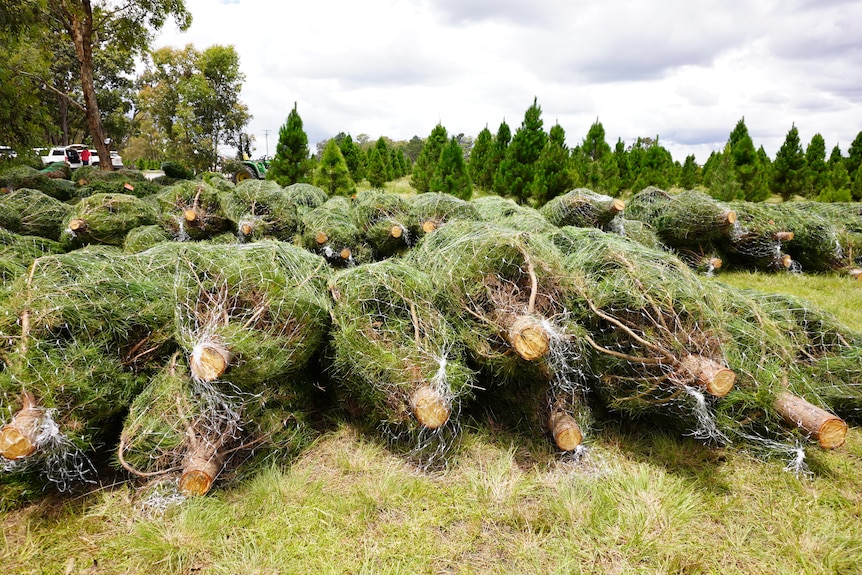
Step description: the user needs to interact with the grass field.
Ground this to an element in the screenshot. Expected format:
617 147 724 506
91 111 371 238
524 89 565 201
2 272 862 575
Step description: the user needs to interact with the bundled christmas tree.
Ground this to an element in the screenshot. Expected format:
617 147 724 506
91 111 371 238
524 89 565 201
328 259 477 465
717 201 794 272
154 180 232 241
408 220 591 451
406 191 480 240
352 189 411 259
551 227 848 457
222 179 300 242
0 247 174 488
0 188 73 241
625 188 738 252
549 227 736 435
118 353 318 496
133 241 332 390
61 193 159 249
299 196 368 266
470 195 556 233
539 188 626 231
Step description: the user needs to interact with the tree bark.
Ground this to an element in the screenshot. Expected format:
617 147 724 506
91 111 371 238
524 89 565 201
66 0 114 171
774 391 847 449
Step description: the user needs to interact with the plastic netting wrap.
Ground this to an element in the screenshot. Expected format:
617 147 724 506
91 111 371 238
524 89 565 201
470 195 557 233
707 284 848 457
61 193 159 249
299 196 369 266
760 203 846 272
154 180 232 241
352 189 411 259
0 188 73 241
0 228 63 285
123 225 173 253
406 192 481 240
712 201 793 271
0 165 76 200
118 353 317 496
284 182 328 216
328 259 476 466
0 247 174 487
548 226 848 459
222 179 300 243
549 227 737 437
625 188 738 250
539 188 626 230
132 241 332 391
407 220 592 450
741 290 862 423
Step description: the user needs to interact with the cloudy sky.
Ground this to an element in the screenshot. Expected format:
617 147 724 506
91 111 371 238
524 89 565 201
154 0 862 163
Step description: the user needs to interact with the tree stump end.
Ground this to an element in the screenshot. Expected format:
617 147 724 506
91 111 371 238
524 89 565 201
549 411 583 451
190 342 230 382
509 316 550 361
410 385 451 429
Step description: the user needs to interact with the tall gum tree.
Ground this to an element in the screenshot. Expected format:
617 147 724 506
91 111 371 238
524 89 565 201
48 0 191 170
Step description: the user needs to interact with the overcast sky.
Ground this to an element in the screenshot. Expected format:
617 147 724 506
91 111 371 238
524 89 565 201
153 0 862 163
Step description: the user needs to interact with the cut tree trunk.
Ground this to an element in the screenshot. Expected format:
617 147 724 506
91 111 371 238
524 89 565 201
189 342 231 382
178 442 224 496
507 315 550 361
410 384 451 429
548 410 583 451
774 391 847 449
676 354 736 397
0 394 42 460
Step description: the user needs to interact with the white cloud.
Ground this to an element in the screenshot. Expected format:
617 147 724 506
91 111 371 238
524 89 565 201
153 0 862 162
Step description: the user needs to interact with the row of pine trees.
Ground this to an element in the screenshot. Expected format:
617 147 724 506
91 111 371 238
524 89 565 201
262 100 862 205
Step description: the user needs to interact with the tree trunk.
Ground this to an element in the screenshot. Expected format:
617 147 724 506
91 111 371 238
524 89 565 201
0 394 42 460
774 391 847 449
410 384 451 429
67 0 114 171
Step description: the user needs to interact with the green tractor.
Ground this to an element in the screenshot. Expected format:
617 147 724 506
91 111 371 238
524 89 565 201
232 158 269 183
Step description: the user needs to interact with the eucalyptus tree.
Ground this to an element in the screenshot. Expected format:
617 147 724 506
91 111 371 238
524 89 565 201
36 1 193 169
138 44 250 172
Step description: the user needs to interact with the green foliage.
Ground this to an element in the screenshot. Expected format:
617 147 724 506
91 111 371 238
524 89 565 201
222 179 301 242
467 126 494 191
805 133 829 198
494 98 547 204
430 138 472 200
160 160 194 180
267 102 313 186
411 124 448 193
140 44 250 173
366 147 389 188
61 193 159 249
771 124 807 200
628 137 676 192
679 154 701 189
337 133 366 183
531 124 574 205
727 118 768 201
704 145 742 202
315 139 355 197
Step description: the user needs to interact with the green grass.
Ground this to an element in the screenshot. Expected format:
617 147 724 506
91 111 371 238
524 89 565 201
3 271 862 574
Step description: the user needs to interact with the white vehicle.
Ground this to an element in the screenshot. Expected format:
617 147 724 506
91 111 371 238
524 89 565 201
41 146 82 168
66 144 124 169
